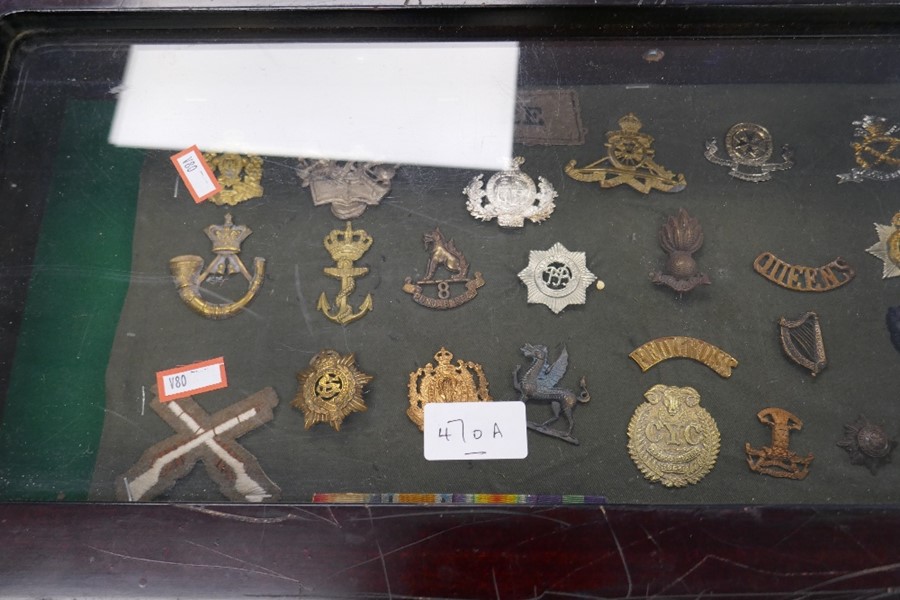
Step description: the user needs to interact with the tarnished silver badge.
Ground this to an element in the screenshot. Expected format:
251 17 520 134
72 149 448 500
838 116 900 183
297 159 397 219
866 211 900 279
464 157 557 228
518 242 597 314
704 123 793 182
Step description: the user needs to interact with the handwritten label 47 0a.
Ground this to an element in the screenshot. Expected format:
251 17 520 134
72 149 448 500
170 145 222 203
424 402 527 461
156 357 228 402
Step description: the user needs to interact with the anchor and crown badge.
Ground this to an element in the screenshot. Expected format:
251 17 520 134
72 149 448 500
317 221 374 325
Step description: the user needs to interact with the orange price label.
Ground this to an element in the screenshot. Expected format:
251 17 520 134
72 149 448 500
156 357 228 402
170 145 222 203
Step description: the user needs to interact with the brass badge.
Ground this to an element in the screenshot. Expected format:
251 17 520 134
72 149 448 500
293 350 372 431
629 337 738 378
117 387 281 502
704 123 793 182
651 208 710 293
837 415 896 475
464 157 557 227
778 311 826 376
402 228 484 309
407 347 492 431
170 213 266 319
513 344 590 445
318 221 374 325
203 153 264 206
838 116 900 183
745 407 813 480
753 252 855 292
518 242 597 314
627 384 720 488
866 212 900 279
565 113 686 194
297 159 396 220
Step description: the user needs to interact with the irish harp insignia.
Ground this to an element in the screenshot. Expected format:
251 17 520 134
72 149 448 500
778 311 826 376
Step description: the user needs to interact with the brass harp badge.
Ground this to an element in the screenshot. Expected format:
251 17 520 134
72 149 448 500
407 348 492 431
745 407 813 480
170 213 266 319
403 227 484 309
203 153 264 206
293 350 373 431
778 311 826 376
565 113 686 194
704 123 793 182
318 221 374 325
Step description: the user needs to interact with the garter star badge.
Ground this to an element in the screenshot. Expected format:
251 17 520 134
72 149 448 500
837 415 896 475
518 242 597 314
704 123 793 182
293 350 372 431
203 153 264 206
402 227 484 309
464 157 557 227
838 116 900 183
627 384 720 488
407 347 492 431
565 113 686 194
866 212 900 279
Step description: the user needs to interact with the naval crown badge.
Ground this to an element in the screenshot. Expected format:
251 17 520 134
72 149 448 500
464 156 557 227
297 159 397 219
407 347 492 431
203 153 264 206
705 123 793 182
838 115 900 183
402 227 484 309
565 113 686 194
317 221 374 325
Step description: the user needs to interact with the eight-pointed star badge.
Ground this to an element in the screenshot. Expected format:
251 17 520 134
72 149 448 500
866 211 900 279
518 242 597 314
293 350 372 431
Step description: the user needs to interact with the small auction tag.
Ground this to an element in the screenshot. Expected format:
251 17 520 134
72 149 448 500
170 145 222 203
424 402 527 461
156 357 228 402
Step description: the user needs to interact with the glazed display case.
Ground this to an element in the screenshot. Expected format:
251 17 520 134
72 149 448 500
3 2 900 597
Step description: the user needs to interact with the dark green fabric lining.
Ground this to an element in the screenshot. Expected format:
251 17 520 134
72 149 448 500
0 100 143 500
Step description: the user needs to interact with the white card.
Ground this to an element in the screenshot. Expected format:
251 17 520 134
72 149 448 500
424 402 527 461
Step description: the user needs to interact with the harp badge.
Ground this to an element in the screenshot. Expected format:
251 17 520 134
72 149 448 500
464 156 557 227
203 153 264 206
407 348 492 431
293 350 372 431
778 311 826 376
866 211 900 279
838 115 900 183
746 407 813 480
565 113 686 194
402 227 484 309
704 123 793 182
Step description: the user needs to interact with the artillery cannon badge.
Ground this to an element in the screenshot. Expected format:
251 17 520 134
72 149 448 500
464 156 557 227
838 115 900 183
407 347 492 431
402 227 484 309
293 350 373 431
627 384 720 488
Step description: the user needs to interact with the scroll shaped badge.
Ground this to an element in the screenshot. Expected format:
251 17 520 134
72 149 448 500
778 311 826 376
297 159 397 219
704 123 793 182
402 228 484 309
838 116 900 183
866 212 900 279
203 153 264 206
318 221 374 325
837 415 896 475
753 252 855 292
565 113 686 194
627 384 720 488
407 347 492 431
464 157 557 227
518 242 597 314
745 407 813 480
117 387 281 502
293 350 372 431
651 208 710 293
629 337 738 378
513 344 589 445
170 213 265 320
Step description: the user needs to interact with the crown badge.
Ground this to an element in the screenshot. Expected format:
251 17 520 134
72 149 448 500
317 221 374 325
297 159 397 219
463 157 557 227
169 213 265 319
705 123 793 182
402 227 484 310
293 350 373 431
565 113 686 194
407 347 492 430
203 153 264 206
838 115 900 183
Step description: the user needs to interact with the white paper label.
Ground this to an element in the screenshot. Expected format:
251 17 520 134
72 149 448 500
156 357 228 402
170 145 221 202
424 402 527 461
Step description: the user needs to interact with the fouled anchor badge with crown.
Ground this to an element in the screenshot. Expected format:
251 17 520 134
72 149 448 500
407 347 492 431
297 159 397 219
838 116 900 183
463 157 557 227
317 221 374 325
565 113 686 194
402 227 484 310
170 213 265 319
